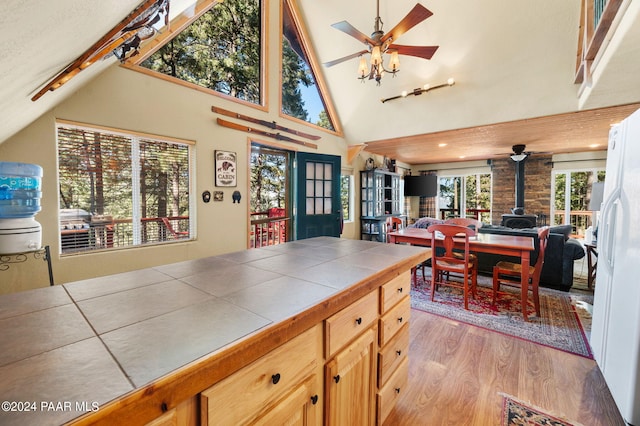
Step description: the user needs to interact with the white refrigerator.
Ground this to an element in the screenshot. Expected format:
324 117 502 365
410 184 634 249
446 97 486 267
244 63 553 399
591 106 640 425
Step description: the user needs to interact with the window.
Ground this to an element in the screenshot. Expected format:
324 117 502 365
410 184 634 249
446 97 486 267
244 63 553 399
438 173 492 222
281 0 336 130
139 0 262 105
340 173 354 222
57 123 194 254
552 169 605 237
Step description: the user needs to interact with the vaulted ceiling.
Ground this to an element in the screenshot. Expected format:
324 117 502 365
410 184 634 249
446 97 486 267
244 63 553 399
2 0 640 165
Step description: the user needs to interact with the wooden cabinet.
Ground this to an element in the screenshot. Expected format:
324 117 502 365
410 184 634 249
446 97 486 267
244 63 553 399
360 169 401 242
325 327 377 426
376 270 411 425
324 290 378 425
201 324 322 426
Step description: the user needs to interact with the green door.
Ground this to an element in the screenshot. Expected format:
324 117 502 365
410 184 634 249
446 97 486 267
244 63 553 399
295 153 341 239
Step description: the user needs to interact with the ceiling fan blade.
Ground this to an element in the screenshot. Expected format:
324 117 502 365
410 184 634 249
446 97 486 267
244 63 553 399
388 44 439 60
323 50 368 67
380 4 433 44
331 21 375 45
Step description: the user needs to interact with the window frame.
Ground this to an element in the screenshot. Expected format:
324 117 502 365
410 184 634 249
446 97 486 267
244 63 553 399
56 119 196 255
551 167 605 237
279 0 342 135
340 172 354 223
126 0 268 111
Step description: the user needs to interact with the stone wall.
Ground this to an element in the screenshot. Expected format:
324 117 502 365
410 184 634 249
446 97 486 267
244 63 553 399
490 155 552 225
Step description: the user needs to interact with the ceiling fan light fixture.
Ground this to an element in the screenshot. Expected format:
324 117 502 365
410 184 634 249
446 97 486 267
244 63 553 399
371 46 383 66
388 51 400 72
326 1 437 86
510 153 528 162
358 56 368 78
510 144 528 161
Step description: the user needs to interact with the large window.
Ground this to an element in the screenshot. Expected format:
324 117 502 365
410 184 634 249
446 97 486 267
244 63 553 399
57 123 194 254
281 0 335 130
438 173 492 222
552 169 605 237
340 173 353 222
140 0 262 104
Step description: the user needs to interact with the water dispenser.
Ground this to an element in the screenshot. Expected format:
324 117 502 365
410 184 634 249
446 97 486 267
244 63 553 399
0 161 43 253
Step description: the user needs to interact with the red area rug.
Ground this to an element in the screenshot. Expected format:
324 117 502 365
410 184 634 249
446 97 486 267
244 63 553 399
411 270 593 358
502 394 581 426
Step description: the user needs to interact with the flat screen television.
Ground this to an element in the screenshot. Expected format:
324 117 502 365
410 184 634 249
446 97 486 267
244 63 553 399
404 175 437 197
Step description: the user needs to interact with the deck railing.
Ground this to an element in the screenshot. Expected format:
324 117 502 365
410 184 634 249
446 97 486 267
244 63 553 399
61 216 190 253
250 211 289 248
553 210 595 238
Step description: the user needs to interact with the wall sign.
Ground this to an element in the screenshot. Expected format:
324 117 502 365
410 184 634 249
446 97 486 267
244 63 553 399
215 150 237 187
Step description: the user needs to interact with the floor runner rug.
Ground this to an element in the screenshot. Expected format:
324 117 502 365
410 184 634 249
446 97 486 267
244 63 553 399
502 394 581 426
411 271 593 358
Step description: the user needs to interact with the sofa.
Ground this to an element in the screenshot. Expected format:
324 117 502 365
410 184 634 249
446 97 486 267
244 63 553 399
408 218 586 291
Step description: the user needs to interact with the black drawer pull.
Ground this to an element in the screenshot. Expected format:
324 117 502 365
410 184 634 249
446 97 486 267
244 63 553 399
396 350 402 356
334 375 340 383
395 387 401 394
355 317 362 325
397 316 403 323
397 287 403 293
311 395 319 405
271 373 281 385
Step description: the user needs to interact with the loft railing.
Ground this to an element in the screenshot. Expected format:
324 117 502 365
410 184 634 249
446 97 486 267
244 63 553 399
575 0 624 86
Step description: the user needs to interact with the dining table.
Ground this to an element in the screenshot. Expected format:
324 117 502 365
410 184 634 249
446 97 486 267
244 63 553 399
388 227 537 320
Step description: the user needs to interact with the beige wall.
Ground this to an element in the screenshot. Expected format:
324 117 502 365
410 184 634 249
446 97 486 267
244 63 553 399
0 56 357 288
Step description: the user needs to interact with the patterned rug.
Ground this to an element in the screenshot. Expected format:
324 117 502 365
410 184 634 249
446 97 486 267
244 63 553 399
502 394 580 426
411 269 593 358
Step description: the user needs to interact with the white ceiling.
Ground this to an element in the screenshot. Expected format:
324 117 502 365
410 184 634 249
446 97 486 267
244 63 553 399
1 0 640 164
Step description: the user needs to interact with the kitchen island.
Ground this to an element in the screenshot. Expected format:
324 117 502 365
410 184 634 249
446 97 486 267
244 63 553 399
0 237 429 425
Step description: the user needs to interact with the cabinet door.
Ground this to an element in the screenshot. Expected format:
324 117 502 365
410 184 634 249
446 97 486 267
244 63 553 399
325 327 376 426
253 375 321 426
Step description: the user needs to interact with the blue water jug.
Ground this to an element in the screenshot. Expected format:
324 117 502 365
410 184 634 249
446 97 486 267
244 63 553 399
0 161 43 218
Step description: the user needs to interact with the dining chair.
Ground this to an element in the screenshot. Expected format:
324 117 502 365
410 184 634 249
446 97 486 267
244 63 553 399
161 217 189 239
426 224 477 310
386 216 404 243
492 226 550 320
444 217 483 272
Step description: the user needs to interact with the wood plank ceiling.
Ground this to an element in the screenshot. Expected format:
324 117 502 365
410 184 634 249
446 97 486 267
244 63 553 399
362 103 640 165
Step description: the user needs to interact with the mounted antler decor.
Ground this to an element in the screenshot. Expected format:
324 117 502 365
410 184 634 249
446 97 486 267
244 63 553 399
31 0 169 101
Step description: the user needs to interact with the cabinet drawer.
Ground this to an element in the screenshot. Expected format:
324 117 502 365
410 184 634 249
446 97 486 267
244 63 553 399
377 357 409 426
378 322 409 386
380 271 411 314
379 295 410 347
325 290 378 358
201 324 322 426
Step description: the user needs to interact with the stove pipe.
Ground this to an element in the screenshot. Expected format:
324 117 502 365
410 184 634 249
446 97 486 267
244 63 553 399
514 158 525 211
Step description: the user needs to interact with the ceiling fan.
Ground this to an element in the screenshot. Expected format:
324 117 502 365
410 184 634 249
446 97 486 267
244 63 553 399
509 144 553 161
324 1 439 84
510 144 529 162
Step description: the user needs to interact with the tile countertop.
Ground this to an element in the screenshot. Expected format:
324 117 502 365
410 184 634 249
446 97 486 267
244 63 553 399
0 237 429 426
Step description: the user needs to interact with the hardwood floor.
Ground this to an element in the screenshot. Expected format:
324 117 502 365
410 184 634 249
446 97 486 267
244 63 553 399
383 308 625 426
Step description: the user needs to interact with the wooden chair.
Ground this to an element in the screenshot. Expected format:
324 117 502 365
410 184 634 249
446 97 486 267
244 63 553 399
444 217 482 272
492 226 550 321
386 216 404 242
427 224 478 310
161 217 189 239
